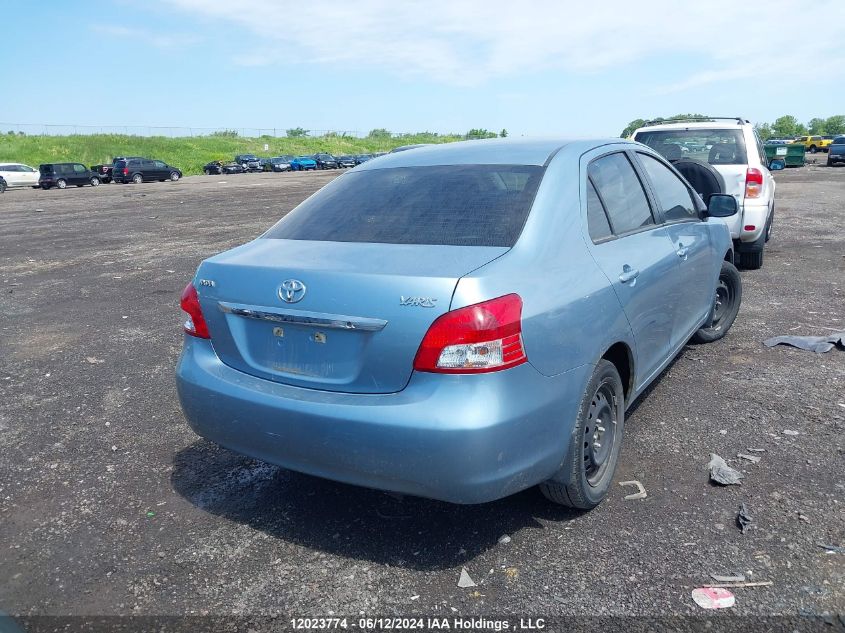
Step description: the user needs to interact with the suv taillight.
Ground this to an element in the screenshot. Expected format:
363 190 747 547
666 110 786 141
180 283 210 339
745 167 763 198
413 294 527 373
122 168 129 176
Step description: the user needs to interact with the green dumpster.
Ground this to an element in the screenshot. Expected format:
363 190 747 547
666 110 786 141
765 143 805 167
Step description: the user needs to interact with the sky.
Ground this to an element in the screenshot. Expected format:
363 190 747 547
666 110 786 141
2 0 843 137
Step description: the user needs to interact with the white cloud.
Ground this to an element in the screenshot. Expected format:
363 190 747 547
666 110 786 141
165 0 845 89
91 24 202 50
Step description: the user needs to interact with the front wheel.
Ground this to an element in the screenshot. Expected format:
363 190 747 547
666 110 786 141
691 261 742 344
170 172 180 181
809 145 817 154
90 177 100 186
539 359 625 509
56 179 67 189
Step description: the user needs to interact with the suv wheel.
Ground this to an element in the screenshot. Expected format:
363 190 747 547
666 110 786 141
809 145 817 153
131 173 143 184
739 249 763 269
539 359 625 509
691 261 742 343
56 179 67 189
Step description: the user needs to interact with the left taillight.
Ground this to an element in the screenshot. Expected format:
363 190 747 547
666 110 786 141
180 283 210 339
413 294 527 374
745 167 763 198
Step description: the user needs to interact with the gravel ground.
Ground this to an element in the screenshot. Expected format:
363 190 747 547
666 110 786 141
0 165 843 623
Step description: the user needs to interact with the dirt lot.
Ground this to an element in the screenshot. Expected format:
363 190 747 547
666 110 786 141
0 164 843 623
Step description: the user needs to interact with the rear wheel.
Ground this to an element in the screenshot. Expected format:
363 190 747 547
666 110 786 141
41 183 51 190
691 261 742 344
90 177 100 186
56 179 67 189
131 173 143 184
0 181 5 194
809 145 817 153
539 359 625 509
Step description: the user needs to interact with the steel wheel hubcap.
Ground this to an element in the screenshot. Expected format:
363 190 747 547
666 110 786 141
583 381 617 486
711 279 731 328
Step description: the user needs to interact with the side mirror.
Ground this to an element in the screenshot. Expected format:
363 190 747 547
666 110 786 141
706 194 739 218
769 159 785 170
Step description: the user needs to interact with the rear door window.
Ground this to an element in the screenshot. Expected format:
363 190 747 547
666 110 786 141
263 164 545 247
586 179 612 242
73 164 86 173
588 153 654 235
637 153 699 222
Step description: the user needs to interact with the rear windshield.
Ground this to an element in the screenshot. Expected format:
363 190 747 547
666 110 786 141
634 128 748 165
113 160 126 168
833 137 845 145
263 164 545 247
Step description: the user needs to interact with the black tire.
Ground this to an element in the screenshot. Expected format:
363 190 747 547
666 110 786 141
56 179 67 189
738 249 763 269
41 183 51 190
0 182 5 194
539 359 625 509
691 261 742 344
131 173 143 184
204 169 210 175
809 145 817 154
828 158 834 167
170 172 180 181
90 177 100 187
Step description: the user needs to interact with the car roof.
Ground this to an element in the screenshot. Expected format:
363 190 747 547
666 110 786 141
633 120 750 133
356 138 628 169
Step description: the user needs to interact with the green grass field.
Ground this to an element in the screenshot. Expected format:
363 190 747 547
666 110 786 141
0 132 465 176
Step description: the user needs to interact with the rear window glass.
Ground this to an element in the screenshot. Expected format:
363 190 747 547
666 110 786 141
833 137 845 145
263 165 545 247
634 128 748 165
114 160 126 168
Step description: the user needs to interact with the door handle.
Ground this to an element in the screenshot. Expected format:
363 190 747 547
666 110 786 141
618 265 640 284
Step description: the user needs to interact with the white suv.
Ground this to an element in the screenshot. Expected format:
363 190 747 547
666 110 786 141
632 118 775 269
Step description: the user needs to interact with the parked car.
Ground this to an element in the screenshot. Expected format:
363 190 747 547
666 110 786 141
176 138 741 510
0 175 6 194
313 153 339 169
289 156 317 171
112 158 182 184
827 136 845 166
204 161 244 175
234 154 262 171
89 156 144 183
791 135 831 153
765 139 790 145
354 154 374 165
0 163 40 188
336 155 357 168
263 156 294 172
39 163 101 189
633 117 775 269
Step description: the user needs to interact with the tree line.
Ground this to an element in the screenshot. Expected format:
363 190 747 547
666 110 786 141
620 114 845 140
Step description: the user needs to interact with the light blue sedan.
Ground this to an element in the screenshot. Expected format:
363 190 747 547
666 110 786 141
176 138 741 509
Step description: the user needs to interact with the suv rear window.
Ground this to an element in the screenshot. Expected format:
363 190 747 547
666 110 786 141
634 128 748 165
113 160 126 168
833 137 845 145
263 165 545 247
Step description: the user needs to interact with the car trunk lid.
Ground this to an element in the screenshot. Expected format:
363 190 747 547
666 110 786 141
195 239 508 393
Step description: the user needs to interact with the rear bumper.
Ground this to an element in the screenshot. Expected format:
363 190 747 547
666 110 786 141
829 152 845 162
738 200 770 245
176 337 590 504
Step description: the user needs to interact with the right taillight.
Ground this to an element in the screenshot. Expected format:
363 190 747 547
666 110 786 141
180 283 210 339
122 168 129 176
413 294 527 374
745 167 763 198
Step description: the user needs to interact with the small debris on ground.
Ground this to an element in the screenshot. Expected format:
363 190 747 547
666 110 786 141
737 502 753 534
708 453 744 485
818 544 845 554
692 587 735 609
746 448 766 453
763 331 845 353
710 573 746 583
410 595 419 601
457 568 477 588
783 429 800 436
619 480 647 500
504 567 519 580
737 453 761 464
706 581 773 589
497 534 511 544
